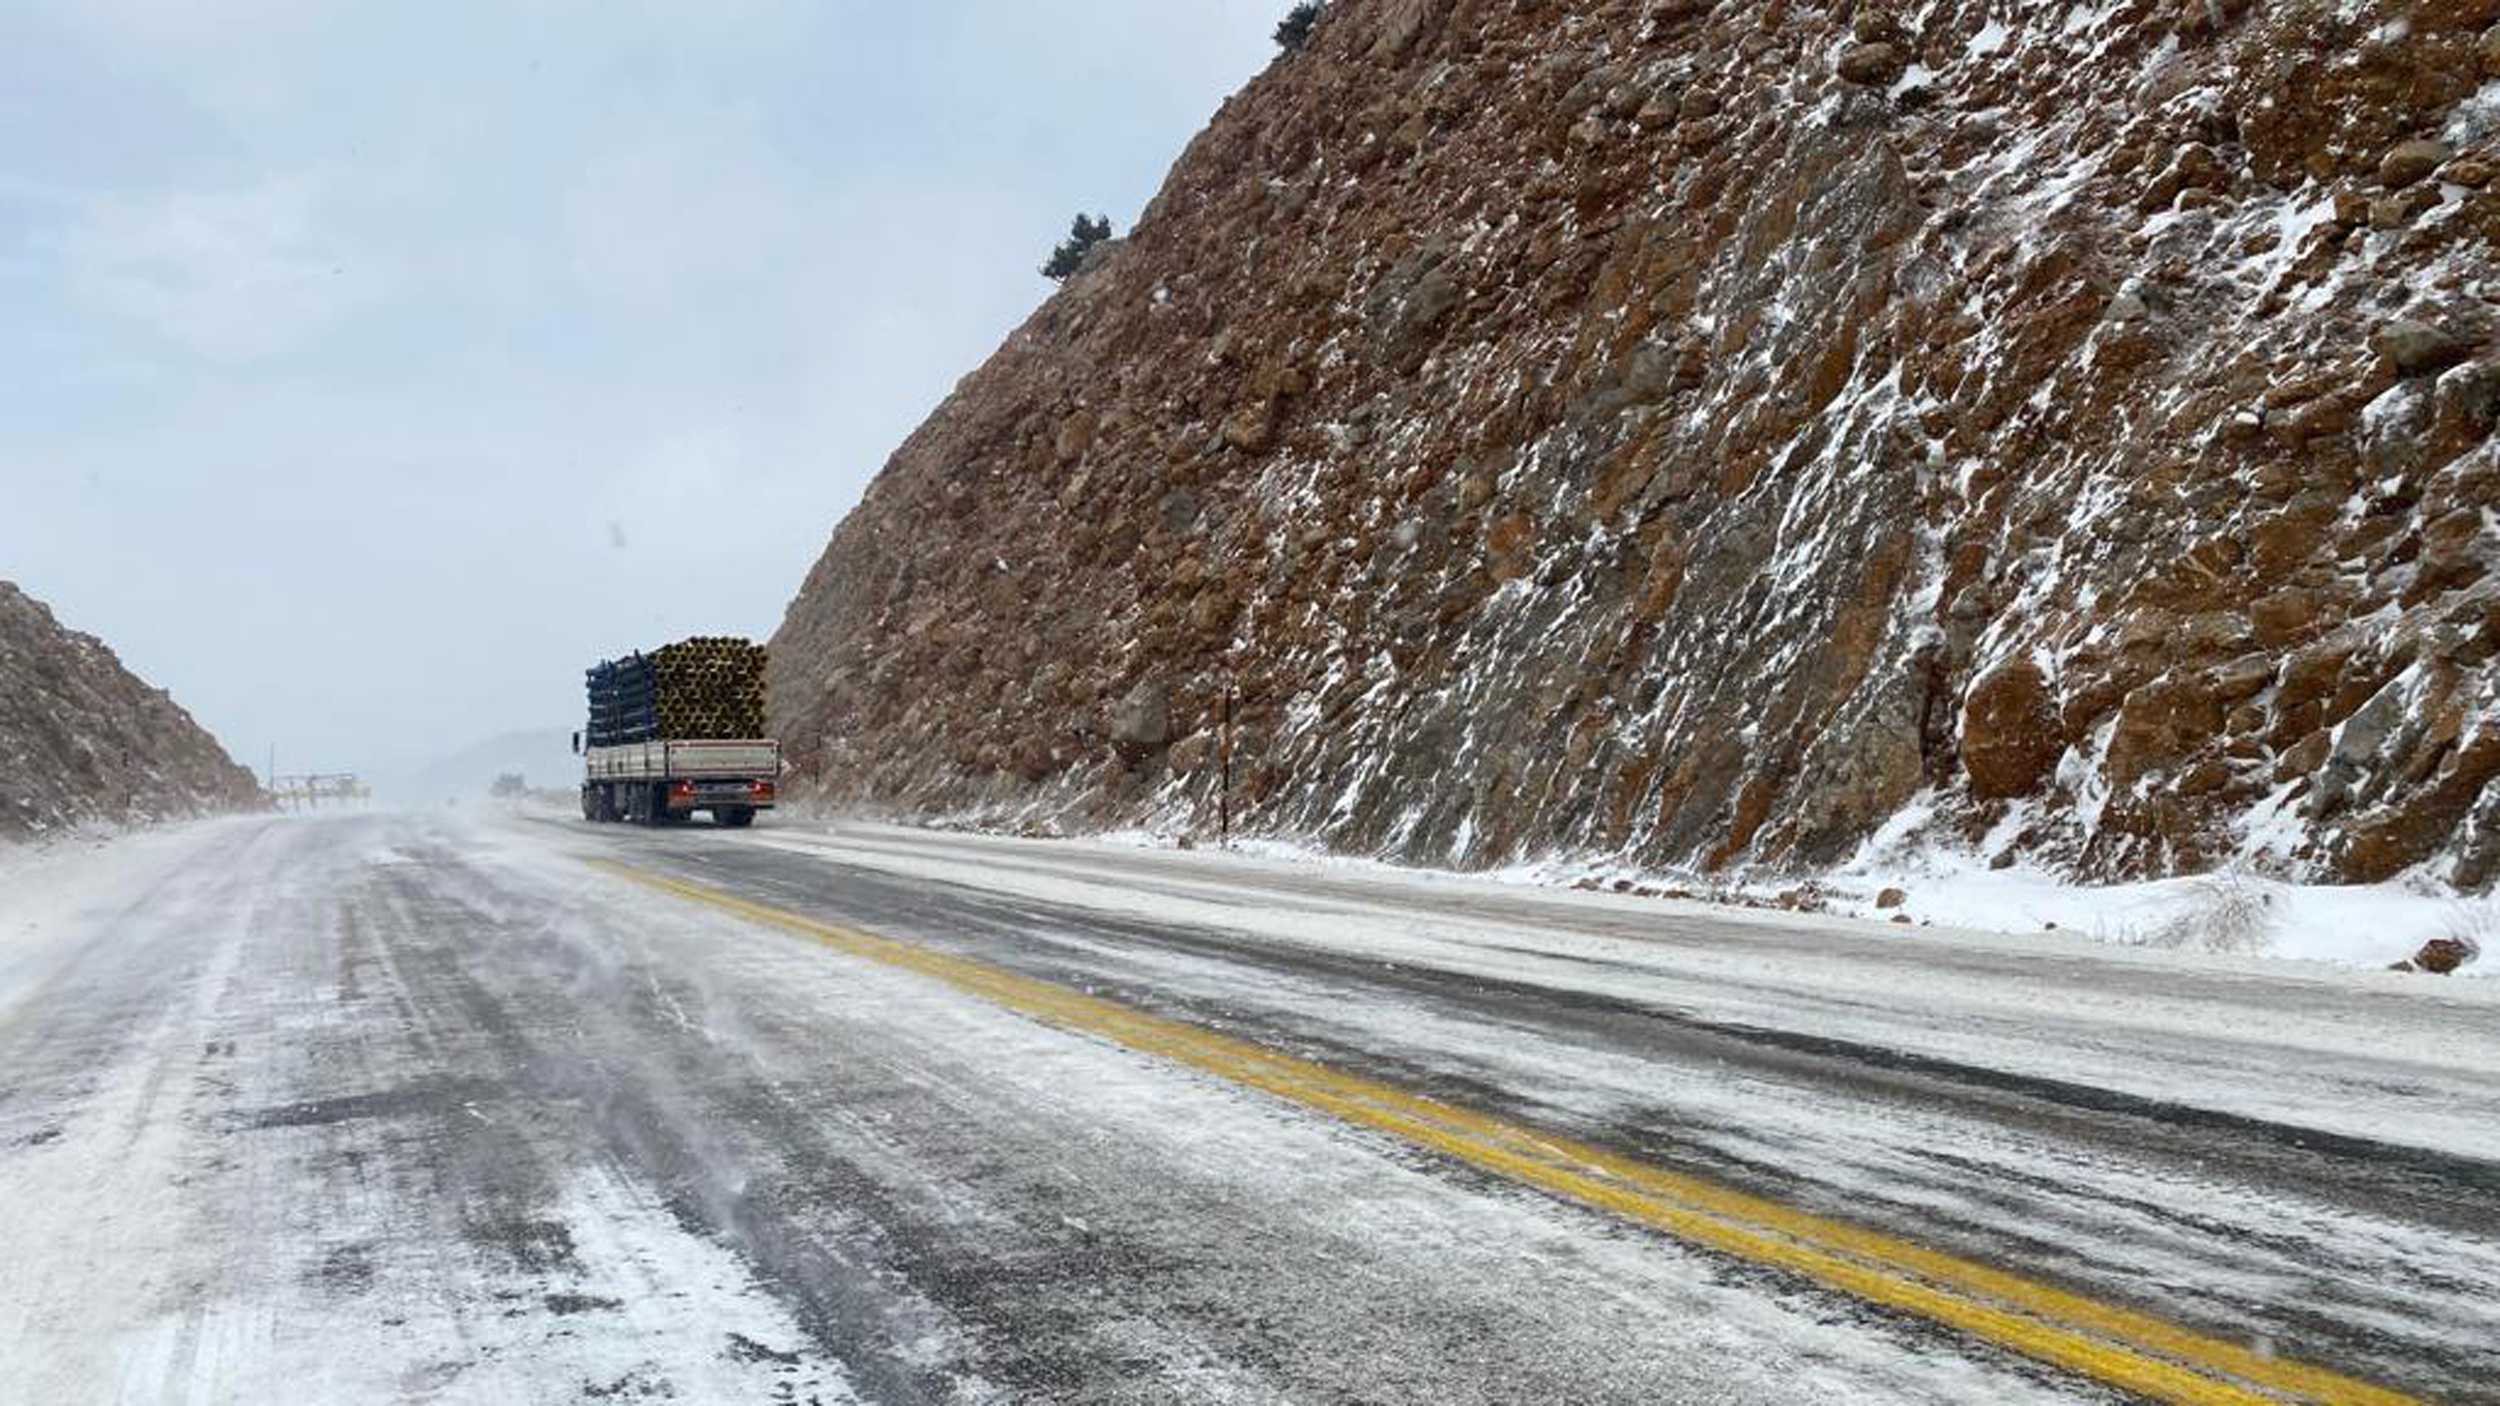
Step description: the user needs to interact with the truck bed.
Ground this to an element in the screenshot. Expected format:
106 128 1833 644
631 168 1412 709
585 739 780 782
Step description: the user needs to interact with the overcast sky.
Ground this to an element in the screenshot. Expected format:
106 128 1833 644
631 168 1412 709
0 1 1277 787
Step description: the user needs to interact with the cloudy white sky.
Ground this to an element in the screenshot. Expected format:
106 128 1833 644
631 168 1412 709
1 1 1278 788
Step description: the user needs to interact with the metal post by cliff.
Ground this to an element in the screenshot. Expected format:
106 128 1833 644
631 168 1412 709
1219 685 1234 851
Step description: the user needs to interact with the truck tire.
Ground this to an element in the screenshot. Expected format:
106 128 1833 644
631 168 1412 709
715 806 754 828
644 782 672 827
581 787 597 821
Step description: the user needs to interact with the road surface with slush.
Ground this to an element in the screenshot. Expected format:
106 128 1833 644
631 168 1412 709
2 810 2495 1404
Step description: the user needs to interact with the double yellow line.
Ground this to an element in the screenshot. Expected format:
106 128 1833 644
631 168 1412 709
590 858 2415 1405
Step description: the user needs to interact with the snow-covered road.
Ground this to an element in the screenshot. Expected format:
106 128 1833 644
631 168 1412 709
2 812 2493 1403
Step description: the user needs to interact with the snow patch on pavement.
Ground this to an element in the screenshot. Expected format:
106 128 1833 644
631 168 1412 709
0 816 855 1406
0 817 265 1023
737 819 2500 1161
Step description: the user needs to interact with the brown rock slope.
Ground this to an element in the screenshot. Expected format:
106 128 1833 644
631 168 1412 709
774 0 2500 887
0 582 262 839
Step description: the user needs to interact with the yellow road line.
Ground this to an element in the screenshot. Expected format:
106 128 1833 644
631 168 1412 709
588 856 2416 1406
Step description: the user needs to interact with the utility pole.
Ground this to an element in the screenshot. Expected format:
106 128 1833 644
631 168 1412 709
1218 685 1235 851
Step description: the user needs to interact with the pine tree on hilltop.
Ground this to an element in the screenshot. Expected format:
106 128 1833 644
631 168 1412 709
1041 213 1115 282
1275 2 1324 52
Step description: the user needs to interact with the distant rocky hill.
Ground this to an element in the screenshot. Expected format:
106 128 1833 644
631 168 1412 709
0 581 261 839
772 0 2500 888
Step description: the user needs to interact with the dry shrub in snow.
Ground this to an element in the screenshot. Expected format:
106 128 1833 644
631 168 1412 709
2130 871 2274 956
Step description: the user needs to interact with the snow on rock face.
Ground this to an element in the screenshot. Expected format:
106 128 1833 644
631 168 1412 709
771 0 2500 889
0 581 262 838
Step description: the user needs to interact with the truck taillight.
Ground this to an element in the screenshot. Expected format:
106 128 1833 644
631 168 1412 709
748 780 775 798
670 780 694 796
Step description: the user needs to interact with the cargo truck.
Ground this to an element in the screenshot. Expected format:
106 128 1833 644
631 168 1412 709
575 638 778 827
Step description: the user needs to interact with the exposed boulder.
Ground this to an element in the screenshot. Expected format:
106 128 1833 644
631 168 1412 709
1962 660 2064 801
2379 138 2454 190
2375 319 2474 378
2412 936 2478 974
1110 682 1173 755
1168 732 1214 775
1221 402 1278 454
1835 42 1903 87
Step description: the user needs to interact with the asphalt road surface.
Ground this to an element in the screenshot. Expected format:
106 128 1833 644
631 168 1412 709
3 811 2496 1404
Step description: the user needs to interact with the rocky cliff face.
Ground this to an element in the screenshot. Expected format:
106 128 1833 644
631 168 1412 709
0 582 262 839
773 0 2500 888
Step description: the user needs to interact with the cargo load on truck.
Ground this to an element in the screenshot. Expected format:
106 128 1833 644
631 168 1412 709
583 636 767 744
576 636 779 827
